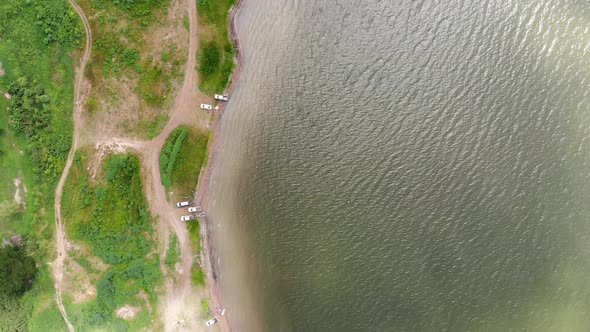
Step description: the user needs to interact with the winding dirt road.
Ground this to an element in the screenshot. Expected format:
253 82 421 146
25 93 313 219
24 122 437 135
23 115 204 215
52 0 92 331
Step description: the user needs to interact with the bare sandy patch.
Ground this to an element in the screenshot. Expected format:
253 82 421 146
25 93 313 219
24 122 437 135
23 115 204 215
116 305 142 320
0 62 4 76
62 256 97 303
4 92 11 100
13 177 25 205
87 139 145 179
145 0 189 63
161 286 206 331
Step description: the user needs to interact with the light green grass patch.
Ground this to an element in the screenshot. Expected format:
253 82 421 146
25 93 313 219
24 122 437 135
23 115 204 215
160 126 209 197
165 233 180 268
196 0 237 93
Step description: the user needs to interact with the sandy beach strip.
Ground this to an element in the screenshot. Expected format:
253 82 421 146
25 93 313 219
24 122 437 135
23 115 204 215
195 0 245 330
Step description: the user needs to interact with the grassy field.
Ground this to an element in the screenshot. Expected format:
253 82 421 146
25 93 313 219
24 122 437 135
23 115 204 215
82 0 186 139
186 218 206 286
197 0 237 93
0 0 83 328
61 152 162 330
160 126 209 197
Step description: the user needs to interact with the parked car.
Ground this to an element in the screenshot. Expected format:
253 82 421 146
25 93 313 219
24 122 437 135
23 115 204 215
200 103 212 110
188 206 202 213
180 215 195 222
205 317 218 327
176 201 190 208
214 94 229 101
198 212 206 218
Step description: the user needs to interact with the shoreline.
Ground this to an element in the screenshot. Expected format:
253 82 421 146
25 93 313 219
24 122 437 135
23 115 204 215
196 0 245 330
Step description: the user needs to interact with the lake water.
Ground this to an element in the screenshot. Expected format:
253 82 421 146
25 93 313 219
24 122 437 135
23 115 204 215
206 0 590 330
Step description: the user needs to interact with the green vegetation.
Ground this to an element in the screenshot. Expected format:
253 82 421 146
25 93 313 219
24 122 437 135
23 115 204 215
7 78 73 180
0 0 83 328
93 30 141 76
160 126 209 196
0 241 37 331
200 299 209 316
187 218 201 251
165 233 179 268
34 1 84 47
192 265 206 287
92 0 168 22
187 220 206 286
196 0 237 93
0 0 78 241
160 127 189 189
0 243 36 297
62 152 162 329
139 113 169 139
85 0 186 138
171 128 209 196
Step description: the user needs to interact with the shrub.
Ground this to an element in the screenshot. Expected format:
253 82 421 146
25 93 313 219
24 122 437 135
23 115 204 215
0 244 36 297
165 234 179 267
35 1 84 47
198 41 220 78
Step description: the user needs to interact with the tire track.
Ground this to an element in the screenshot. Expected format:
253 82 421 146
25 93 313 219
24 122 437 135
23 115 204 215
52 0 92 330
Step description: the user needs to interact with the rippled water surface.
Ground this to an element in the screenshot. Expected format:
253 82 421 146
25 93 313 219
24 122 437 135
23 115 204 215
206 0 590 330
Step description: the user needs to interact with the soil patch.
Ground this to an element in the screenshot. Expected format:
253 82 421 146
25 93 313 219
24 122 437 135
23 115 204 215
116 305 142 320
13 177 25 205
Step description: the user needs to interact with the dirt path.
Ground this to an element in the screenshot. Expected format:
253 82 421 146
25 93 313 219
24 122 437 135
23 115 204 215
52 0 92 330
140 0 217 329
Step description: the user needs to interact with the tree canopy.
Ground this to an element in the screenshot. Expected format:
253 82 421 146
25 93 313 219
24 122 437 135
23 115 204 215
0 244 36 297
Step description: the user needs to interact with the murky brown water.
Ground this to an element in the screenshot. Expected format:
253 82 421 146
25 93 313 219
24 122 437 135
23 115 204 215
207 0 590 330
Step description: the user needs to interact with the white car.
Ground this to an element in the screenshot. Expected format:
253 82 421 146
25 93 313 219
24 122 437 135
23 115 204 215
214 94 229 101
176 201 190 208
188 206 202 213
200 103 212 110
205 317 218 327
180 215 195 222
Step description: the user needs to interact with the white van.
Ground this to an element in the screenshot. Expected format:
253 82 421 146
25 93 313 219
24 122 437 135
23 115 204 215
176 201 190 208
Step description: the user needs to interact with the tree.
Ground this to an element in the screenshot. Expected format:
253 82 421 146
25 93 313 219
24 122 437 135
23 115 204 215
0 244 36 297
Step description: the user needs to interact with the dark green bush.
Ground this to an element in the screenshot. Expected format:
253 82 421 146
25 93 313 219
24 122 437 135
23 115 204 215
159 127 189 189
35 1 84 47
0 244 36 297
199 41 221 78
7 77 72 180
